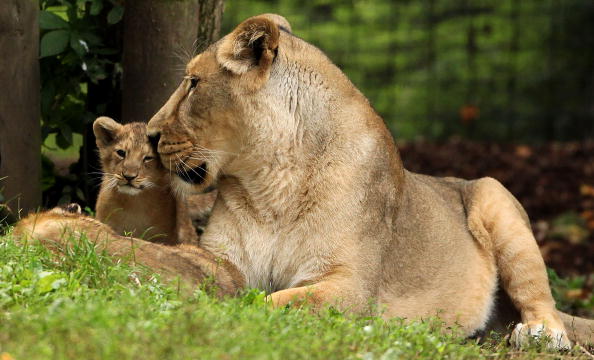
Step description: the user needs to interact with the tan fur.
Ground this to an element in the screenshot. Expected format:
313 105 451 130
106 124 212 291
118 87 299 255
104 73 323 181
93 117 214 245
143 14 593 348
13 205 242 296
13 15 588 348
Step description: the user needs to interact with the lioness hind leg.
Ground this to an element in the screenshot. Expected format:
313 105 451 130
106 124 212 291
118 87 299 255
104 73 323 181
465 177 570 350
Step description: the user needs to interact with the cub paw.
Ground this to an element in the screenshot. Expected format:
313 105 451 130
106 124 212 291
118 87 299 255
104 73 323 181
51 203 83 215
510 322 571 350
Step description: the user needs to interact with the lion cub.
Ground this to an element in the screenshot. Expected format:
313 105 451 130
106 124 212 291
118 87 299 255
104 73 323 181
13 203 242 296
93 117 211 245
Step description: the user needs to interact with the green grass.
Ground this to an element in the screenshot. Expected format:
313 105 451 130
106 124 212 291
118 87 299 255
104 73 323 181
0 230 590 360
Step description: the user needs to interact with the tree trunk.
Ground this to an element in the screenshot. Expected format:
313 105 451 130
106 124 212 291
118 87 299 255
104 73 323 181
122 0 224 124
0 0 40 216
197 0 225 52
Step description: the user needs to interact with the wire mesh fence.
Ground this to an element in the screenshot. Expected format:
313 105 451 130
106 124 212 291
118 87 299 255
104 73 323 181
224 0 594 142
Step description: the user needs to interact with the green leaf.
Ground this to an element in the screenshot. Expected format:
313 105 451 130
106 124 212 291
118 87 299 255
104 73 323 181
80 32 102 46
107 5 124 24
69 33 88 56
37 271 67 294
57 125 73 149
40 30 70 58
90 0 103 16
39 11 68 30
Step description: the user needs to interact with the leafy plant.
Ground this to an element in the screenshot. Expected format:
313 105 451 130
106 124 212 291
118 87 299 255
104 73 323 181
40 0 123 149
548 268 594 318
39 0 123 207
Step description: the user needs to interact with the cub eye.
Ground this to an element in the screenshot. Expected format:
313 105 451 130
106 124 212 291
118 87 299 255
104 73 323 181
116 149 126 158
143 156 154 163
187 76 200 90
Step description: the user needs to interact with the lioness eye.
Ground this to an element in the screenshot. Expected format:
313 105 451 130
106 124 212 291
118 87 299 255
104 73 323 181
188 76 200 90
116 149 126 158
144 156 154 162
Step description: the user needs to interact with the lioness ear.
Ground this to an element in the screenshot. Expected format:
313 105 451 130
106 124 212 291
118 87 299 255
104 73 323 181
93 116 122 147
260 13 292 34
216 16 280 78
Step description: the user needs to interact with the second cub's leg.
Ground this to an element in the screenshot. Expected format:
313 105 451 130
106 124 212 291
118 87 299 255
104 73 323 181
465 177 570 349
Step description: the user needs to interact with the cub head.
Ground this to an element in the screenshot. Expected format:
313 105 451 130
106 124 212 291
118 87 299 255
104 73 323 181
147 14 293 195
93 117 166 196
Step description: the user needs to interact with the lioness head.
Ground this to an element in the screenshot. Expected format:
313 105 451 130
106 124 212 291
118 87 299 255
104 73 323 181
93 117 165 196
147 14 363 195
146 14 293 194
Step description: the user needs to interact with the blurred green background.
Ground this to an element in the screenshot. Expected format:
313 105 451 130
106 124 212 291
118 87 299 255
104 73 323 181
30 0 594 211
224 0 594 142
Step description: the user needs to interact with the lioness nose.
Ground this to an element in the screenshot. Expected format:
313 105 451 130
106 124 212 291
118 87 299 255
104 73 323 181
123 174 137 182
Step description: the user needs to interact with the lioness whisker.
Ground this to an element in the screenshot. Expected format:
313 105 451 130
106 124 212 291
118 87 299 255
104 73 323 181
192 145 236 156
187 154 218 164
190 153 217 160
175 154 194 181
177 155 207 181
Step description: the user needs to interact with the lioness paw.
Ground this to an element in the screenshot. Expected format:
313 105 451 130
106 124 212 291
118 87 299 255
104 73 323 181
510 322 571 350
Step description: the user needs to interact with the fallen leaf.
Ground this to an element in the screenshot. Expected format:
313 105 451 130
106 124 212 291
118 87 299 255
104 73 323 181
580 184 594 197
515 145 532 158
564 288 584 299
1 353 15 360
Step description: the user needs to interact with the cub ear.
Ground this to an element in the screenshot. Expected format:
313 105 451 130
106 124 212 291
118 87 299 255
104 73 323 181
93 116 122 148
216 15 280 77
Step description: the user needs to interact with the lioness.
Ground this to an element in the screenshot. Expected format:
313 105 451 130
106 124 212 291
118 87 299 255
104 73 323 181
13 204 242 296
93 116 215 245
143 14 592 348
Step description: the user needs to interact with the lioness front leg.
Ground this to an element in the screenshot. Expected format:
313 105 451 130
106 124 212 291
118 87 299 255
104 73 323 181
466 178 570 349
268 285 318 308
268 277 372 314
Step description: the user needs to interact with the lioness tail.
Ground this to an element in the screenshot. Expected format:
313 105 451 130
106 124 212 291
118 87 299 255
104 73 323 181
559 311 594 345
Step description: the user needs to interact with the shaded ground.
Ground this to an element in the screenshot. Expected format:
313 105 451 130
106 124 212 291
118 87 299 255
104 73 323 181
399 139 594 277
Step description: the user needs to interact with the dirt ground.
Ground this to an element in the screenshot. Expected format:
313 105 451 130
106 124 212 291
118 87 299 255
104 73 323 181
399 139 594 277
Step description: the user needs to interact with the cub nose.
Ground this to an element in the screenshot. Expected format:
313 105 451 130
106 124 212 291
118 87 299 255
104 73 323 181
123 174 137 182
148 132 161 149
